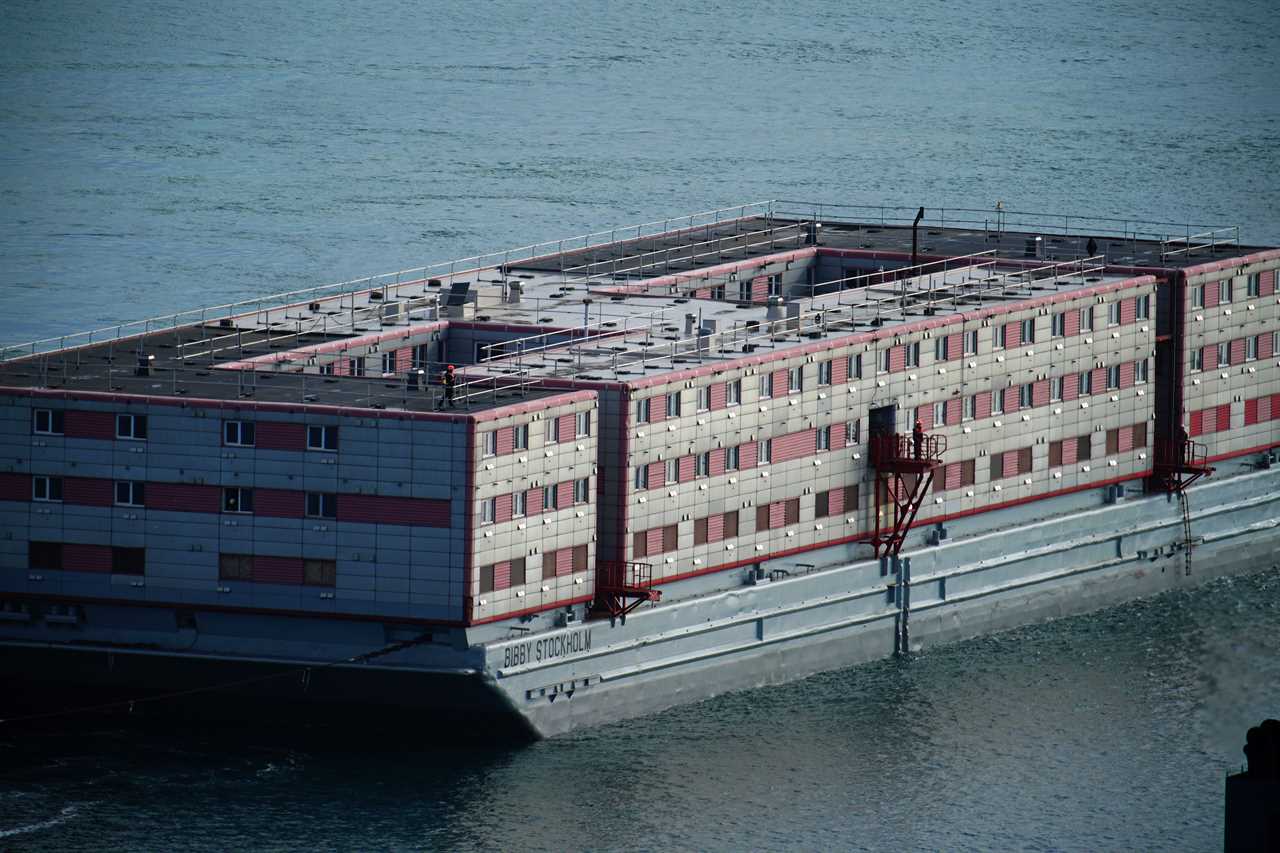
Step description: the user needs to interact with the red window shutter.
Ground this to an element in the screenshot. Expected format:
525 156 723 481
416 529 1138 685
1120 298 1136 324
1189 409 1205 437
706 513 724 543
1063 310 1080 337
1005 321 1021 349
63 543 113 573
1215 403 1231 433
555 548 573 576
646 528 664 555
709 383 726 410
557 413 575 439
946 398 961 426
647 461 665 490
946 332 962 361
1118 426 1134 452
975 391 992 418
1203 283 1220 308
556 481 573 508
1118 362 1134 389
1062 437 1078 465
678 455 694 483
772 368 788 393
525 488 543 515
751 276 769 302
1230 338 1245 366
739 441 758 469
493 561 511 591
1244 398 1260 426
1260 270 1275 296
254 421 306 451
830 357 848 384
945 462 961 490
395 348 412 372
495 427 514 455
1002 451 1019 479
650 394 667 423
495 493 513 523
1260 333 1275 360
1032 380 1049 407
63 410 116 440
768 501 785 529
888 346 905 372
1090 367 1106 394
830 422 846 448
253 556 304 585
709 448 726 476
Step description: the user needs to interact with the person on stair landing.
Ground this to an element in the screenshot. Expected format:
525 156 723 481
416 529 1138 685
913 418 924 460
439 364 457 409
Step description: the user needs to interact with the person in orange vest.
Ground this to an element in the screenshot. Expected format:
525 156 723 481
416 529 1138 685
912 418 924 459
439 364 457 409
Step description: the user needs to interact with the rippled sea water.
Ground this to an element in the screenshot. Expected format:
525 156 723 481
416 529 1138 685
2 0 1279 849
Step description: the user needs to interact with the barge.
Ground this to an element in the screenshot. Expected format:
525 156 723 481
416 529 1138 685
1 201 1278 737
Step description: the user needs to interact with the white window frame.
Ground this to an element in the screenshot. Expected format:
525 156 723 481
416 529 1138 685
224 420 255 447
818 360 833 386
934 336 948 361
1108 302 1121 326
381 352 396 374
305 492 337 519
697 386 712 411
634 465 649 489
993 325 1006 350
1192 285 1205 309
546 417 560 443
513 424 529 451
116 413 147 441
904 342 920 368
1135 359 1149 384
849 353 864 379
1191 349 1203 371
788 366 803 393
727 379 742 405
1219 279 1233 304
992 389 1005 415
543 485 558 511
222 486 253 514
665 391 681 417
759 373 773 399
1019 383 1034 408
349 357 366 377
817 425 831 451
1051 312 1065 337
726 445 740 470
480 497 496 525
115 481 145 507
1217 342 1230 368
573 478 590 504
33 475 62 502
695 451 710 477
963 395 976 421
1079 371 1093 395
307 425 338 452
482 431 498 457
636 398 651 423
1247 336 1259 361
1080 306 1094 331
665 459 679 484
1020 318 1035 343
33 408 63 435
1247 273 1260 298
575 411 590 437
845 420 860 445
963 330 978 356
1050 376 1063 401
932 402 946 428
758 438 772 464
1136 294 1150 319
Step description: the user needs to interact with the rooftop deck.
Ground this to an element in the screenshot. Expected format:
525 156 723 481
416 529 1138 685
0 201 1264 410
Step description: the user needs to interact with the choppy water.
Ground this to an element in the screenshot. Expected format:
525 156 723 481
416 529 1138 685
2 0 1279 849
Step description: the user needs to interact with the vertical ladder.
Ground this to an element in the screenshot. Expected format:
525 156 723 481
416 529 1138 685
1178 490 1193 576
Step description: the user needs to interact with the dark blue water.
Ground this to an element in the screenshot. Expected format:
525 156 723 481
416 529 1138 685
2 0 1279 848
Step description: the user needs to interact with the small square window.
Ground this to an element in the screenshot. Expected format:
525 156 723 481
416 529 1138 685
304 559 336 586
111 546 145 575
218 553 253 581
223 487 254 514
305 492 336 519
33 476 63 502
33 409 64 436
116 413 147 440
307 425 338 452
224 420 255 447
115 481 145 507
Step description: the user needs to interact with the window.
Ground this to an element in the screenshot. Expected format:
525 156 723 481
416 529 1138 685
694 517 709 545
1135 359 1149 383
223 487 253 514
1108 302 1121 326
1106 428 1120 455
1051 312 1066 337
304 559 336 586
116 413 147 440
934 336 949 361
788 366 803 393
480 496 496 524
513 424 529 450
543 551 559 579
904 343 920 368
759 373 774 399
33 476 63 502
1049 440 1064 468
846 420 861 445
349 357 367 377
784 498 800 525
33 409 64 435
546 417 560 443
992 388 1005 415
768 274 782 297
111 546 145 575
1080 306 1094 332
1136 295 1150 319
572 545 588 573
815 490 831 519
993 325 1007 349
695 451 710 477
1107 365 1120 390
710 285 725 300
1078 371 1093 395
381 352 396 374
758 438 772 464
963 395 976 420
1077 435 1092 461
817 425 831 451
543 485 559 511
1050 376 1063 402
737 279 752 303
573 478 590 504
218 553 253 581
1247 336 1259 361
480 563 495 594
727 379 742 405
723 510 740 539
963 330 978 356
115 481 145 507
697 386 712 411
1191 348 1203 371
665 459 678 484
818 360 833 386
513 490 527 517
1247 273 1261 298
1192 285 1205 309
319 362 335 376
510 557 527 587
224 420 255 447
636 398 651 423
29 541 61 571
665 391 681 417
306 492 336 519
307 425 338 452
848 353 864 379
1017 447 1033 475
932 402 946 428
634 465 649 489
726 445 740 470
1019 383 1034 408
1217 342 1230 368
1219 279 1233 304
1020 318 1035 343
959 460 975 487
412 343 431 370
1133 422 1148 448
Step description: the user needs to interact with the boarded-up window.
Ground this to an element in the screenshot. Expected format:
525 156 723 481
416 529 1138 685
1132 422 1147 448
842 485 859 513
784 498 800 525
1077 435 1092 461
633 532 647 558
572 545 588 573
723 511 739 538
542 552 557 580
219 553 253 580
511 557 527 586
112 547 145 575
1106 429 1120 455
480 564 495 594
304 559 336 586
815 490 830 518
694 517 709 545
662 524 678 553
29 541 62 571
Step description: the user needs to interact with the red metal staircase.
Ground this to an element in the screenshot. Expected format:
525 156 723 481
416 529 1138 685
869 431 946 558
1152 437 1214 493
589 560 661 623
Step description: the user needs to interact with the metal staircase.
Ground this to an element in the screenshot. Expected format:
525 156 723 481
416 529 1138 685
589 560 661 623
869 431 947 558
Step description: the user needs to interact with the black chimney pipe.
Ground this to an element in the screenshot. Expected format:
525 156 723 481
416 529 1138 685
911 206 925 267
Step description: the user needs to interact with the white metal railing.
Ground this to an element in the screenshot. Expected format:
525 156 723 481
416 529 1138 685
0 200 777 363
1158 227 1241 260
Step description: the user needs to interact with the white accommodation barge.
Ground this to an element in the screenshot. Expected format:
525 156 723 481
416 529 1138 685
2 201 1278 737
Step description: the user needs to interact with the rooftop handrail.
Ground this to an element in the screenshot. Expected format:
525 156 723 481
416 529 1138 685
563 221 806 282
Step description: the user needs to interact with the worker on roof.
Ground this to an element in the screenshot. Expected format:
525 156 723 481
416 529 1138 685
439 364 457 410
